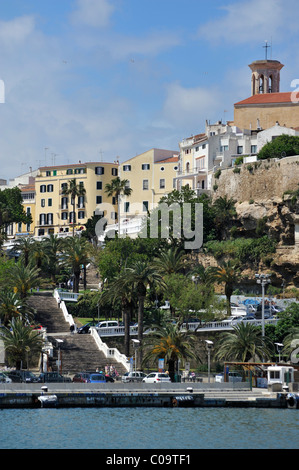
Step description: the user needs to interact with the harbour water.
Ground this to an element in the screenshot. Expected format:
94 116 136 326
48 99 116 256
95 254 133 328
0 407 298 450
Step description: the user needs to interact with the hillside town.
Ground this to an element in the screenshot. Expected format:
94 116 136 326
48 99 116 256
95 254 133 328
0 56 299 412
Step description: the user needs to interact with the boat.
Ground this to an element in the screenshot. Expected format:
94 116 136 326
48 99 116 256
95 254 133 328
37 394 58 408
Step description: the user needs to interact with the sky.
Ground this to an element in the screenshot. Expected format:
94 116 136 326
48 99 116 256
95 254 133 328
1 0 299 181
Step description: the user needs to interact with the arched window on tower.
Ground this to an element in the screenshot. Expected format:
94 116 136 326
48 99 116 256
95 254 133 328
259 75 264 93
268 75 273 93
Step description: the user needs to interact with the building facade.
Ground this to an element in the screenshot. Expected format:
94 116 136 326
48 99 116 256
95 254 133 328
34 161 118 237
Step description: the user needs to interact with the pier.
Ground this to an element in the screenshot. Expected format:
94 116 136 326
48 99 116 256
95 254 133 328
0 383 296 409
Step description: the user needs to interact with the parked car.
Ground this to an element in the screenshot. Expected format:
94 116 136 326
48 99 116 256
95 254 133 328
0 372 12 383
38 372 72 383
72 372 91 383
241 314 256 321
96 321 119 329
121 371 147 383
105 375 115 383
88 373 106 383
77 321 98 334
8 370 40 383
215 372 243 383
142 372 171 383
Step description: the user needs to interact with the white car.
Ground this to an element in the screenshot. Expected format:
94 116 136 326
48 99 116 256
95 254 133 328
121 371 147 383
142 372 171 383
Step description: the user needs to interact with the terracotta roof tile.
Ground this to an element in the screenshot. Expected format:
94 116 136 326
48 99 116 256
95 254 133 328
235 92 294 106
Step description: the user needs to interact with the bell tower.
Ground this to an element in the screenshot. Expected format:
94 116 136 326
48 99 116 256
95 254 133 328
249 59 284 96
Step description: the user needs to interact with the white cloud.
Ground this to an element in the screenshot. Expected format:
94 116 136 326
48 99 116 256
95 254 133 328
161 82 223 130
70 0 115 28
0 15 35 45
197 0 299 45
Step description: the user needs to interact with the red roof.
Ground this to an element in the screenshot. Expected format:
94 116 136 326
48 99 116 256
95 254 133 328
235 92 294 106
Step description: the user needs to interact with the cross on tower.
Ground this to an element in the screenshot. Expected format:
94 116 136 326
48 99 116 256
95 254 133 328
263 40 270 60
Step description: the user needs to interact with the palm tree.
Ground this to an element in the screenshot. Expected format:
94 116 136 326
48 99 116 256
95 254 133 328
215 322 273 363
8 262 40 299
104 177 132 236
213 195 236 240
209 260 240 316
62 236 90 292
13 237 35 267
101 272 135 357
0 291 24 327
126 261 165 367
143 321 199 382
2 318 44 369
42 234 64 284
61 178 86 236
282 327 299 361
153 246 187 276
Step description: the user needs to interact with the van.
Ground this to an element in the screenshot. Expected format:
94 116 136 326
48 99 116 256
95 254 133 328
96 321 118 329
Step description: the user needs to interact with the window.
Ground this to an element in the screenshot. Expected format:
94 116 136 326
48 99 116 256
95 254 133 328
41 199 45 207
96 181 102 190
220 145 229 152
40 214 46 226
96 196 102 204
46 170 51 177
53 170 57 176
48 198 52 207
66 169 73 175
142 163 150 170
38 229 45 236
61 183 67 191
124 202 130 213
61 212 68 220
40 185 46 193
47 213 53 225
78 211 85 219
95 166 104 175
251 145 257 154
26 208 31 232
69 212 76 224
111 212 117 220
237 146 243 155
75 168 86 174
78 196 84 208
61 197 68 210
47 184 54 192
143 201 148 212
123 165 131 171
112 197 116 205
160 166 165 171
160 179 165 189
143 180 149 190
112 168 118 176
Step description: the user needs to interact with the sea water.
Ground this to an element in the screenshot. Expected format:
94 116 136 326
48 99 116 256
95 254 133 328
0 407 298 449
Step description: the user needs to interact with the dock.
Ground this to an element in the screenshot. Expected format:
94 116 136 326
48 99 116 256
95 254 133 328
0 383 297 409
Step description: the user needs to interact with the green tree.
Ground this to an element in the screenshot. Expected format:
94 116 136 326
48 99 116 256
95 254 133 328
104 177 133 234
0 187 32 244
13 237 35 267
2 318 44 369
61 179 86 236
126 261 165 367
215 322 273 362
62 236 90 292
153 246 188 276
8 262 40 299
208 260 240 316
41 234 64 284
258 134 299 160
143 321 199 382
213 196 237 240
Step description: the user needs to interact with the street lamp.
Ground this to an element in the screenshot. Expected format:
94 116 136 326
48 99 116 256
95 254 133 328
205 340 214 383
131 339 140 374
275 342 284 363
255 273 271 337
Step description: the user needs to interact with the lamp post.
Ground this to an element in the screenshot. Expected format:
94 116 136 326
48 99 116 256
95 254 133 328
275 342 284 363
255 273 271 337
131 339 140 374
205 340 214 383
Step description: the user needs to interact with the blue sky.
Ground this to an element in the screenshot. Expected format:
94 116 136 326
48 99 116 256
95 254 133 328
1 0 299 180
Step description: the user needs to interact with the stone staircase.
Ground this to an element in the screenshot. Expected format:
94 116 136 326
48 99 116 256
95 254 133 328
28 293 127 377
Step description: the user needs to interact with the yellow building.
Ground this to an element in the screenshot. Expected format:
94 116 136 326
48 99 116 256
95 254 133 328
15 184 36 236
119 148 179 220
34 161 118 237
